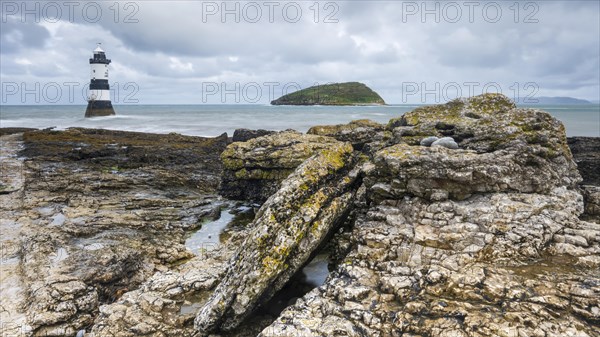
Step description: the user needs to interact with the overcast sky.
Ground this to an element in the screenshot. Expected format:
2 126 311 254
1 0 599 104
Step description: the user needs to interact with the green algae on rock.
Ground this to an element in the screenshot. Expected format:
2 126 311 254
220 130 342 203
387 93 573 157
271 82 385 106
307 119 389 150
195 141 359 333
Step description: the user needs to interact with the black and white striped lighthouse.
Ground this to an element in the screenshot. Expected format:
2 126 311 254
85 43 115 117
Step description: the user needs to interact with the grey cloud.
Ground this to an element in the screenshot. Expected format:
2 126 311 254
0 0 598 103
0 19 50 53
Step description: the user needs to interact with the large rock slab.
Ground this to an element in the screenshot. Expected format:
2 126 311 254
220 130 341 203
259 94 599 337
262 190 600 337
369 142 580 202
195 142 358 333
261 169 597 337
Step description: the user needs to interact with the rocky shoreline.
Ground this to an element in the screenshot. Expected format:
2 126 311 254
1 94 599 336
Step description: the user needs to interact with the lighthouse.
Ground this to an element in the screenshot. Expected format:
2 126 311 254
85 43 115 117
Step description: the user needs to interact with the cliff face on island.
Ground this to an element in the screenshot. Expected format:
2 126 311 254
1 93 599 337
270 82 386 106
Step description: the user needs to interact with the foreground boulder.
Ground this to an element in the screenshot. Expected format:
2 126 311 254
264 187 599 337
220 130 341 203
194 94 598 336
195 141 359 332
259 94 598 336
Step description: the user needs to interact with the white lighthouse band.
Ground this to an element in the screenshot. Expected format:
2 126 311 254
91 63 109 80
85 43 116 118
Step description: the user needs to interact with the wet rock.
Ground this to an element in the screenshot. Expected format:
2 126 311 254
21 128 229 191
431 136 459 149
232 129 276 143
220 130 341 203
0 129 228 335
89 245 235 337
307 119 388 150
0 127 38 136
568 137 600 186
196 142 358 333
582 185 600 217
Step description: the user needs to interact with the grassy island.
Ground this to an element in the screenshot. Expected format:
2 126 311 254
271 82 385 106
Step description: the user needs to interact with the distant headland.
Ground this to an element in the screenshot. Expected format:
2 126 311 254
271 82 386 106
518 96 593 105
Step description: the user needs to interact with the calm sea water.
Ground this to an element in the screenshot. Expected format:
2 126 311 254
1 104 598 137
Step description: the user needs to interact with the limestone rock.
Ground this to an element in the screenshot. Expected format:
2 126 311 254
582 185 600 216
195 142 358 333
220 130 341 203
260 94 598 337
0 129 228 336
388 93 575 159
3 94 598 337
307 119 388 150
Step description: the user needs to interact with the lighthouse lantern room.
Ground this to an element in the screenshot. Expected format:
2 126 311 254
85 43 116 117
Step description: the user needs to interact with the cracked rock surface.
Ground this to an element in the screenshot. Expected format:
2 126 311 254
0 129 227 336
259 94 599 337
2 94 599 337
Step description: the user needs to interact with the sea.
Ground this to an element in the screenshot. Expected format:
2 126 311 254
1 104 598 137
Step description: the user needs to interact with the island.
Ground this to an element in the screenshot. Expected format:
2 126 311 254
271 81 386 106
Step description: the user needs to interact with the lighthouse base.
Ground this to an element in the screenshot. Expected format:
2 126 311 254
85 100 116 118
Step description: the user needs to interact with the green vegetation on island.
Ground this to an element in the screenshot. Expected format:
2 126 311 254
271 82 385 106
